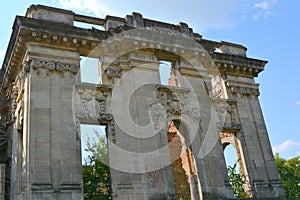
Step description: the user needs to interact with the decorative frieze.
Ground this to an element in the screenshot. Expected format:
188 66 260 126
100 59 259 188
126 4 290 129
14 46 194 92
29 58 79 76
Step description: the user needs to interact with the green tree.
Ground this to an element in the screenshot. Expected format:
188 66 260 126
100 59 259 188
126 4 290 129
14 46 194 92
274 153 300 200
82 131 112 199
227 162 250 199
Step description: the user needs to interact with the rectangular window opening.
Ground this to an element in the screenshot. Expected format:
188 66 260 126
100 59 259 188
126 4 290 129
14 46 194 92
80 56 100 84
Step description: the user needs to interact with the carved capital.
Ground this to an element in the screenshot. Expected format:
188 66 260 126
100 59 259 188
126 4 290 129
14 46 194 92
230 85 260 96
29 58 79 76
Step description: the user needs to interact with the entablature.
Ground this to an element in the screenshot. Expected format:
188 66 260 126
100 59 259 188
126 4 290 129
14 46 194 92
1 4 268 97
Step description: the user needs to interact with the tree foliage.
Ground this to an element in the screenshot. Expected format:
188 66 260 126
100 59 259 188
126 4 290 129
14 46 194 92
82 131 112 199
228 155 300 199
227 162 250 199
274 153 300 200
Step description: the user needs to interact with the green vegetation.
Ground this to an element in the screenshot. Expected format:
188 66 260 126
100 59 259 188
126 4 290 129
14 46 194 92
82 131 112 199
228 154 300 199
227 162 250 198
274 153 300 200
82 132 300 200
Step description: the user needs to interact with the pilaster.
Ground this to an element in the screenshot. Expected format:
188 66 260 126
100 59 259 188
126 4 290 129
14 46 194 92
227 82 286 198
21 44 83 199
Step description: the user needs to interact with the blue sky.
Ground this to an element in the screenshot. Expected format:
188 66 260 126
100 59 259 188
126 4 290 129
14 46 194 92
1 0 299 161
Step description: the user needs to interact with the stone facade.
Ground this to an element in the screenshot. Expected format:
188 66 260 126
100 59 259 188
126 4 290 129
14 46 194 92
0 4 286 200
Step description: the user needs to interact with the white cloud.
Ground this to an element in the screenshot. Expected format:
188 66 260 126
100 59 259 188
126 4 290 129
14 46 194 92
273 140 300 154
253 0 277 20
57 0 114 17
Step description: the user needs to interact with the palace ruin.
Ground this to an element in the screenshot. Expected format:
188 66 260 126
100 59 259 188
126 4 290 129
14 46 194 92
0 4 286 200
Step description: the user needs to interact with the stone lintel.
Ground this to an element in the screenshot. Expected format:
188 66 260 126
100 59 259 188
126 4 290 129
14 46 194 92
211 97 238 104
156 85 191 94
75 82 112 94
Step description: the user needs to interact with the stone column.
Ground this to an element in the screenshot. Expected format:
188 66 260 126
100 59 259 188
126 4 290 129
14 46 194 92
21 44 83 200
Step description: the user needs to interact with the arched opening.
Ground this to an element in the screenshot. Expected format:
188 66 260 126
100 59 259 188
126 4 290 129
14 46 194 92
167 120 201 200
220 132 251 198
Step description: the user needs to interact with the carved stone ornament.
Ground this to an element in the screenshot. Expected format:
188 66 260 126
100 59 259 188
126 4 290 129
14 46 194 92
214 100 241 131
76 87 112 122
211 75 224 98
104 67 121 80
156 90 182 115
29 58 79 76
151 87 201 127
230 85 260 96
7 85 18 124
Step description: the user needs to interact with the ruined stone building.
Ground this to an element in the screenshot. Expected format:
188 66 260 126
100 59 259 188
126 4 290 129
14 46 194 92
0 4 286 200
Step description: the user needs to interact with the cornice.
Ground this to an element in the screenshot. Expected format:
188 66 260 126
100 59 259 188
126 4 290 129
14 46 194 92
212 52 268 77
